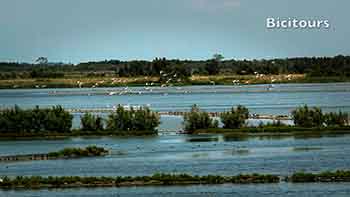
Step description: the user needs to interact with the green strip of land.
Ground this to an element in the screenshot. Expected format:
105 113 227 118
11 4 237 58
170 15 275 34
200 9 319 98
0 146 109 162
1 171 350 189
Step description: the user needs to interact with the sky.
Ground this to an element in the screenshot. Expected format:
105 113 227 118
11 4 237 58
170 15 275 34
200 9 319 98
0 0 349 63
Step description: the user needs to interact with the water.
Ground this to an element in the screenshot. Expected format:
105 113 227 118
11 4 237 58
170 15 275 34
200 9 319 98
2 183 350 197
1 83 350 196
1 83 350 114
1 135 350 177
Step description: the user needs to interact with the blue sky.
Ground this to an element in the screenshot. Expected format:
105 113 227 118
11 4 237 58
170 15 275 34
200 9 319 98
0 0 349 63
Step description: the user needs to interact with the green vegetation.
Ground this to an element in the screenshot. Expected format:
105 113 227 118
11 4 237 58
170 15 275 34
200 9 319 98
106 105 160 133
220 105 249 129
47 146 108 158
324 111 350 127
184 104 349 134
1 55 350 88
0 105 160 138
1 55 350 78
183 105 218 133
81 113 104 132
1 170 350 189
0 173 279 189
292 105 349 127
0 105 72 134
290 170 350 183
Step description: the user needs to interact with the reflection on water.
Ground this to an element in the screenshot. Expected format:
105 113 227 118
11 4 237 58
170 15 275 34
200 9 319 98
292 147 323 152
2 182 350 196
186 136 220 142
223 149 250 156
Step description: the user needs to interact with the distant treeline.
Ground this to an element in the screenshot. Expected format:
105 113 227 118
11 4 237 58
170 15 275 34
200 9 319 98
1 55 350 79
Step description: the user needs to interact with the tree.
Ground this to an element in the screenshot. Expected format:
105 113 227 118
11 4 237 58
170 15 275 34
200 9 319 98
81 113 104 131
213 53 224 62
106 105 160 132
35 57 48 65
324 111 349 127
0 105 72 134
183 104 217 132
291 105 324 127
220 105 249 129
205 54 224 75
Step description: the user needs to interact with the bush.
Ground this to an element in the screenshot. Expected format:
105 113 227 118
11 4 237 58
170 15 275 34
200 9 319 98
30 68 65 78
324 111 349 127
259 120 286 128
220 105 249 129
0 105 72 133
48 146 108 158
81 113 104 131
291 105 324 127
106 105 160 132
292 105 349 127
183 105 218 133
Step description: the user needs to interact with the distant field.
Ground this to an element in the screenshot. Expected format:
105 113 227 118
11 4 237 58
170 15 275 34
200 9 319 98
0 74 349 89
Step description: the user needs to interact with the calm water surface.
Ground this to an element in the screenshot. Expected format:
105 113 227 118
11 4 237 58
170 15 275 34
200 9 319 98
1 83 350 114
2 183 350 197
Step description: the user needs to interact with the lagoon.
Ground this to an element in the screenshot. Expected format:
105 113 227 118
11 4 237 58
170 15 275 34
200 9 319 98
1 83 350 196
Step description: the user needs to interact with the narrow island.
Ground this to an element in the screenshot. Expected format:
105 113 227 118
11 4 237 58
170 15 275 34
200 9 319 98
0 105 160 139
1 170 350 189
183 104 350 136
0 146 109 162
0 104 349 139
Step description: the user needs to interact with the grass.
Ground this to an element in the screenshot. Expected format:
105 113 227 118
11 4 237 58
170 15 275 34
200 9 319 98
289 170 350 183
0 173 279 189
1 170 350 189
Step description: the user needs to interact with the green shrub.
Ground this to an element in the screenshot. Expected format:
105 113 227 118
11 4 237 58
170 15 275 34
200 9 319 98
183 105 217 133
81 113 104 131
324 111 349 127
220 105 249 129
0 105 72 133
291 105 324 127
106 105 160 132
292 105 349 127
48 146 108 158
